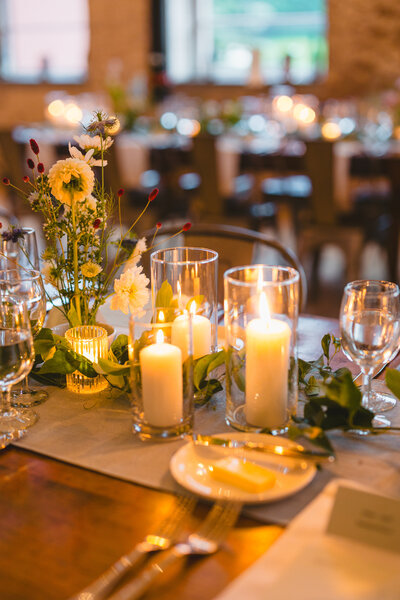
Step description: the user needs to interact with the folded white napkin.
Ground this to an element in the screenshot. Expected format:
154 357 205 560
215 480 400 600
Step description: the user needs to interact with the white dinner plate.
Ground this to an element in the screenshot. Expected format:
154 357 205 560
170 432 317 504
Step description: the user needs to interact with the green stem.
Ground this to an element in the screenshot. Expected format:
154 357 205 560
71 201 82 324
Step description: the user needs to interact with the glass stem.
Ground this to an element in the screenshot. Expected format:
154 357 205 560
23 376 30 393
362 372 372 409
0 386 11 415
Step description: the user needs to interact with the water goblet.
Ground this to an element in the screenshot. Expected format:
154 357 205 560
0 299 36 448
0 227 40 271
0 268 48 406
340 280 400 428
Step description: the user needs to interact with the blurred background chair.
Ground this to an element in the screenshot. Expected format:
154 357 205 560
135 222 307 310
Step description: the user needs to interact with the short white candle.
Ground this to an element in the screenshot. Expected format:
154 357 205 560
140 330 183 427
171 312 211 360
245 293 291 429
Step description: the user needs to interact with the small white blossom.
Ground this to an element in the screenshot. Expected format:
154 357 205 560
73 134 113 152
110 265 149 316
69 143 107 167
123 237 147 272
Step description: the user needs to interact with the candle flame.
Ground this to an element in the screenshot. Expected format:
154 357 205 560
156 329 164 344
158 310 165 322
189 300 197 315
259 292 271 325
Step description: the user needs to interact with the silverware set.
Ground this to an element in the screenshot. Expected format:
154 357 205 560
69 496 241 600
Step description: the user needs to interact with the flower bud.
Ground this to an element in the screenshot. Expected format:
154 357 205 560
117 188 124 197
93 218 101 229
182 222 191 231
27 158 35 169
29 138 40 155
156 222 162 229
23 175 30 183
37 163 45 174
2 177 10 185
149 188 159 202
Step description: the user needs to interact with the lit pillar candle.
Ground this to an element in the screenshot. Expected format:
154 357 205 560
140 330 183 427
171 303 211 360
245 293 291 428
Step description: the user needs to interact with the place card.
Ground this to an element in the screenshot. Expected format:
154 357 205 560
326 485 400 554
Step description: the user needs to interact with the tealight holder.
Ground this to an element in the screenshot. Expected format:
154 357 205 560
129 316 194 441
224 265 299 434
65 325 108 394
150 247 218 357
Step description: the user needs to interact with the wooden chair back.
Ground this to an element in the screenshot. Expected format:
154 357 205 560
304 140 337 226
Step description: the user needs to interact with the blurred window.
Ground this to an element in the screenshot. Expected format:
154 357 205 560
165 0 327 85
0 0 89 83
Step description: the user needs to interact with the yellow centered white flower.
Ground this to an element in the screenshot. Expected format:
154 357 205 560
48 158 94 206
41 261 57 287
110 265 149 316
81 261 102 278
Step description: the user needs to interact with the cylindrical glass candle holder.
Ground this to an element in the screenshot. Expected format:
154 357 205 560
65 325 108 394
151 247 218 358
224 265 299 434
129 317 194 441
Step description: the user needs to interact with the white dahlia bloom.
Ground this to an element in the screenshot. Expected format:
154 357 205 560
123 237 147 272
73 134 113 152
110 265 149 316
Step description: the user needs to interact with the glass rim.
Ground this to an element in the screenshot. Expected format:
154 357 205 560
0 268 41 282
151 246 218 266
223 264 300 287
343 279 400 296
129 315 193 329
65 325 108 342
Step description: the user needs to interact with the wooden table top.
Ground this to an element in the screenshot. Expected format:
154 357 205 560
0 314 372 600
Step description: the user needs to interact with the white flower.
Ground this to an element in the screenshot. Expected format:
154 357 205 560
83 195 97 212
81 261 102 278
48 158 94 206
69 143 107 167
41 261 57 287
73 134 113 152
123 237 147 272
110 265 149 316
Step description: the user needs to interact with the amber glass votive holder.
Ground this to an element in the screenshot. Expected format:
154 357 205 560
65 325 108 394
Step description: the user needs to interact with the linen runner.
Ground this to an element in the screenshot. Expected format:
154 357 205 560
13 316 400 525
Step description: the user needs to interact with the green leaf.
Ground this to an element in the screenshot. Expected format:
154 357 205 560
206 350 226 375
298 358 312 383
67 305 80 327
110 334 129 363
155 281 173 308
321 333 331 361
385 368 400 400
193 353 216 390
96 358 131 376
37 349 77 375
324 370 362 412
194 378 223 406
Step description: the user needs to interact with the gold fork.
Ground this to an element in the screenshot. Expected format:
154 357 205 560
108 500 242 600
69 495 196 600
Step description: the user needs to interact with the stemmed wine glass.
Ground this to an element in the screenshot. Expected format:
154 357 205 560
0 269 48 406
340 280 400 428
0 227 40 271
0 298 36 448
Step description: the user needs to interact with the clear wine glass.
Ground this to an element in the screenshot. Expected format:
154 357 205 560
0 227 40 271
340 280 400 428
0 269 48 406
0 298 36 448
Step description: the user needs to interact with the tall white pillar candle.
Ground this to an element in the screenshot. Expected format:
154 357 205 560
171 313 211 360
245 316 291 429
140 332 183 427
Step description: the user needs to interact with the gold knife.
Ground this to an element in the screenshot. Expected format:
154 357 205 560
187 433 335 462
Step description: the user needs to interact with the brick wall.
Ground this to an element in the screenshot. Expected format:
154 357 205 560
0 0 399 127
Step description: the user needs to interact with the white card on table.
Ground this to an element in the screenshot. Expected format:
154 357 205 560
326 484 400 554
